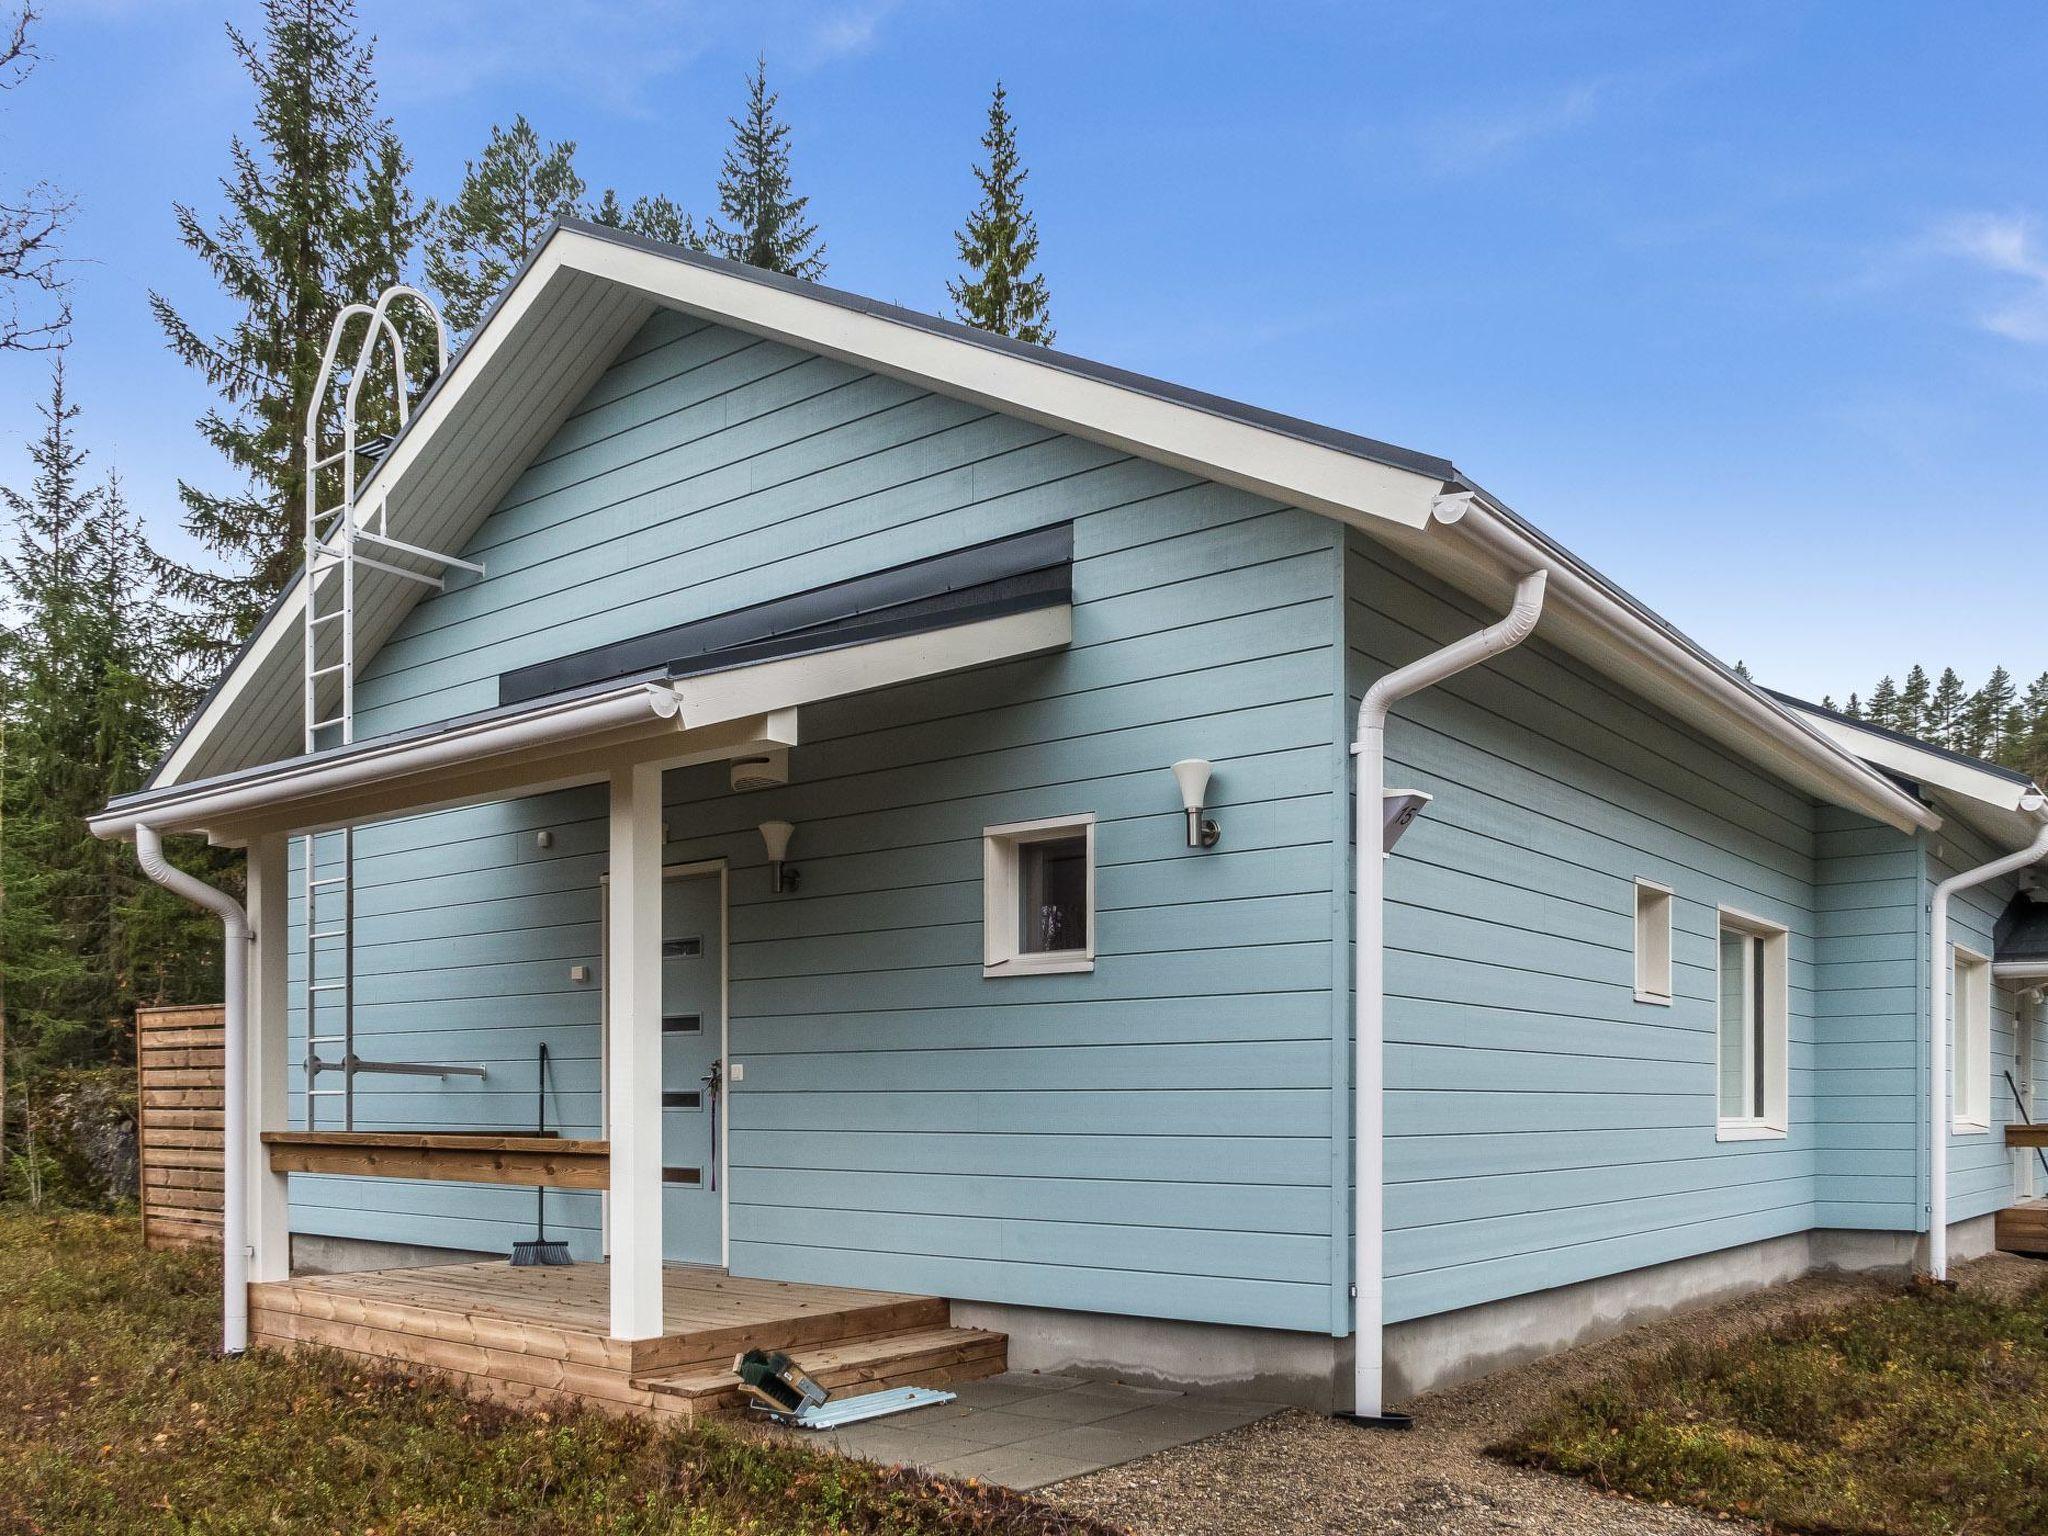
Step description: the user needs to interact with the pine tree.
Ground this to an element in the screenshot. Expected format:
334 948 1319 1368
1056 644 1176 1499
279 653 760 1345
150 0 425 677
1867 676 1900 730
1844 693 1861 719
425 115 584 338
1898 665 1931 737
1732 659 1753 681
705 57 825 279
2016 673 2048 782
589 187 699 250
948 82 1053 344
1963 666 2015 760
1927 667 1969 749
1820 695 1837 712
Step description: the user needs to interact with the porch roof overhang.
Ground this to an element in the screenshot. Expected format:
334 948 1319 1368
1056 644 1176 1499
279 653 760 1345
93 603 1070 845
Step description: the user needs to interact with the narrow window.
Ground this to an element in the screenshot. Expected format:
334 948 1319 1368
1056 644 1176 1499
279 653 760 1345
1716 911 1788 1138
1953 947 1991 1132
1634 880 1673 1005
984 815 1096 976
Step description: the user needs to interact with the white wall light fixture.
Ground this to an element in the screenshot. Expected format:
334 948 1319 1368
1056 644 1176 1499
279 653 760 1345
758 820 798 893
1170 759 1222 849
1381 789 1433 853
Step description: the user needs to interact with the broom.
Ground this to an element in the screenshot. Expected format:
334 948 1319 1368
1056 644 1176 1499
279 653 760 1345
511 1041 573 1266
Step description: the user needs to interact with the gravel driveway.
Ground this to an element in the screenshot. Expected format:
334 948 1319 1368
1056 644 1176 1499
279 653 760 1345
1044 1256 2044 1536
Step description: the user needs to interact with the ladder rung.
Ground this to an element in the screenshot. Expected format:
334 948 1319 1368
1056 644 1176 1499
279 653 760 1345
308 982 347 993
308 876 349 888
308 610 344 625
308 928 347 940
309 662 347 678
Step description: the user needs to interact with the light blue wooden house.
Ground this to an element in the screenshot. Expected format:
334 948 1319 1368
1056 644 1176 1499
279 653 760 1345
98 223 2048 1421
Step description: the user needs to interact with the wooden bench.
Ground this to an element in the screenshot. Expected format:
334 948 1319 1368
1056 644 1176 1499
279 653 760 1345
261 1130 609 1187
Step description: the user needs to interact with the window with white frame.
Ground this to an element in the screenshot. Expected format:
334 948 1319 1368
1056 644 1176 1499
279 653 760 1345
983 815 1095 976
1634 879 1673 1005
1952 946 1991 1132
1716 910 1788 1138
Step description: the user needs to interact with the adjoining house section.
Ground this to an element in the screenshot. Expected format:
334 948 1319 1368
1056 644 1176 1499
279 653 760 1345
94 221 2048 1427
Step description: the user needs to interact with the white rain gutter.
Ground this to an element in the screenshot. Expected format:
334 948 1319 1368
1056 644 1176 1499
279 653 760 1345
95 681 683 841
1350 566 1548 1423
1928 798 2048 1280
1430 493 1937 838
134 824 251 1354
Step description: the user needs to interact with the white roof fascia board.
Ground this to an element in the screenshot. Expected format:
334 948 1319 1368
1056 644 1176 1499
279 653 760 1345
1786 707 2036 817
102 604 1070 844
566 232 1447 533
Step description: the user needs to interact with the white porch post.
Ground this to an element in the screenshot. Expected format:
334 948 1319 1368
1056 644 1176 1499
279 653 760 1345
607 759 665 1339
245 833 292 1283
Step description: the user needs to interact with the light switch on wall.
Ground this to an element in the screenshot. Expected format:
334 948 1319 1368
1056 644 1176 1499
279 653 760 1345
568 964 589 983
729 1062 745 1083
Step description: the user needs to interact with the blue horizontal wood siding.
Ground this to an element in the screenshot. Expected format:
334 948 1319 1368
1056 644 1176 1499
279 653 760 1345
1812 806 1924 1231
290 311 1348 1333
285 786 610 1259
1346 529 1829 1324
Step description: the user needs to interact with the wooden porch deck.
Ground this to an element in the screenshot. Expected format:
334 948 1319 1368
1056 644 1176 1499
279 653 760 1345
250 1261 1006 1420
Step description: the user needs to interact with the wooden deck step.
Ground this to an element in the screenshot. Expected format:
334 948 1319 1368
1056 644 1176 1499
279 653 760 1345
1996 1198 2048 1257
636 1325 1008 1416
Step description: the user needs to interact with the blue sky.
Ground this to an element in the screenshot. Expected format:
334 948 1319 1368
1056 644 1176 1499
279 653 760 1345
9 0 2047 701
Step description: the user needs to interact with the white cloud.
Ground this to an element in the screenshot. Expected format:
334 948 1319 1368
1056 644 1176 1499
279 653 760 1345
1930 212 2048 344
370 0 902 116
1416 78 1609 177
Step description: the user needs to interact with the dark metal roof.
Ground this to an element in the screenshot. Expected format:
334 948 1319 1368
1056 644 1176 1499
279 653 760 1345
499 524 1074 706
1764 688 2037 787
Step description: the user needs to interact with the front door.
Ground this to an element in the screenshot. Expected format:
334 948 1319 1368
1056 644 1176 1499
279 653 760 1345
660 872 724 1265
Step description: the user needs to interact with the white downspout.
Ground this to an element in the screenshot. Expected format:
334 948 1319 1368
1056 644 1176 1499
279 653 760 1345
135 824 252 1354
1927 802 2048 1280
1350 567 1547 1422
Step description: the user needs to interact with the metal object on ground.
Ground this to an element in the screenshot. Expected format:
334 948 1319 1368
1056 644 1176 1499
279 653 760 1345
768 1386 957 1430
732 1347 956 1428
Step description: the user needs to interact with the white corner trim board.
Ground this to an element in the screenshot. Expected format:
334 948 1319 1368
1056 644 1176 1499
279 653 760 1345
1351 567 1548 1423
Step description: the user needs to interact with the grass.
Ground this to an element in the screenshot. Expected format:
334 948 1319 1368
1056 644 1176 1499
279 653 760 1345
1495 1270 2048 1535
0 1209 1118 1536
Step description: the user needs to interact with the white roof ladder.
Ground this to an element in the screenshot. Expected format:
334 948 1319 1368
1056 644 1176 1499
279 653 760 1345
299 286 486 1129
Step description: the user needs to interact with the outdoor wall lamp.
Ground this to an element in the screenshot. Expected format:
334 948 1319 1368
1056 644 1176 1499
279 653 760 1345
1170 759 1221 849
758 820 799 893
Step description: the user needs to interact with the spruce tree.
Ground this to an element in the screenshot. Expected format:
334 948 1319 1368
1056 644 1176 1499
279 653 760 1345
705 57 825 279
1867 676 1900 730
1732 659 1753 681
1898 665 1931 737
1927 666 1968 748
1844 693 1862 719
425 115 584 338
949 82 1053 344
2016 673 2048 781
589 187 699 250
150 0 425 678
0 369 209 1068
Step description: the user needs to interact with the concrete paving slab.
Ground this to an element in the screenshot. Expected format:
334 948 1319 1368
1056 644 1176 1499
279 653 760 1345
802 1373 1285 1492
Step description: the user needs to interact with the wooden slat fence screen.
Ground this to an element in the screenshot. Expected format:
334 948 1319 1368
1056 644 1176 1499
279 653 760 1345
136 1004 225 1250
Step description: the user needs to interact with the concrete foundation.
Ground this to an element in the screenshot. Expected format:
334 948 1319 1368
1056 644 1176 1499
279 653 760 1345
290 1232 497 1277
955 1215 2001 1412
